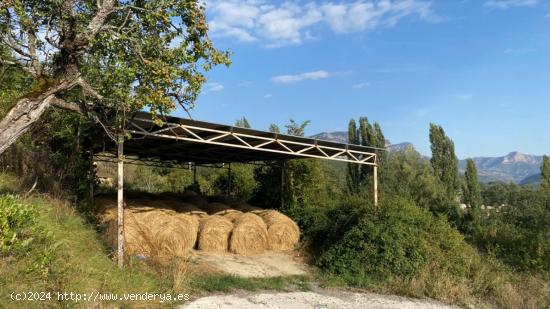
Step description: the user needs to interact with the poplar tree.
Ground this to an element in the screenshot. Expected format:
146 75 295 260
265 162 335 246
541 155 550 193
429 124 459 200
464 159 482 210
347 118 360 193
235 117 251 128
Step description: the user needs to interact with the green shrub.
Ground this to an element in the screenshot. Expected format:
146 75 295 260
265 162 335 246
317 197 476 286
475 190 550 271
0 195 54 276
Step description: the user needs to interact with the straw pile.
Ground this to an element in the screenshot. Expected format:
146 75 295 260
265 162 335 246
229 213 269 255
197 215 234 252
258 210 300 251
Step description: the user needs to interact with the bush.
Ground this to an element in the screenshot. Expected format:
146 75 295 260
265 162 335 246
475 190 550 271
0 195 54 276
317 197 476 286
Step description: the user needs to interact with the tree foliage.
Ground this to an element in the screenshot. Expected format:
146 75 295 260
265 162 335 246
541 155 550 193
464 159 482 211
429 124 459 200
0 0 230 153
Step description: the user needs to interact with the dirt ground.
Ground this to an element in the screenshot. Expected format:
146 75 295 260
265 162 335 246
190 251 309 277
180 291 460 309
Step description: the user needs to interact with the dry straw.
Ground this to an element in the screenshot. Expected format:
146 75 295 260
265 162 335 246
221 210 243 222
259 210 300 251
151 212 199 257
229 213 269 255
197 215 234 252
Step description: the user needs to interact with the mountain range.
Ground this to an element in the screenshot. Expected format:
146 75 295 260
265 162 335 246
310 131 544 185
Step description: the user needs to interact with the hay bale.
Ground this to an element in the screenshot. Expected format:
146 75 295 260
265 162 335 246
232 203 263 213
221 210 243 222
103 210 153 256
229 213 268 255
258 210 300 251
151 213 199 257
197 216 233 252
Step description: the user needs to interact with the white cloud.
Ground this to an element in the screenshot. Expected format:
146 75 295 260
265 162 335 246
545 13 550 18
263 93 273 98
272 70 330 84
484 0 539 10
205 82 224 92
206 0 437 47
353 82 371 89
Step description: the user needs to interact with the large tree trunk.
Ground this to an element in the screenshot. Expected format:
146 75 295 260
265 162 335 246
0 76 81 155
0 95 55 155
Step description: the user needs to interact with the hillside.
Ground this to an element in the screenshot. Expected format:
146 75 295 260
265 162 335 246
312 131 544 184
458 152 543 184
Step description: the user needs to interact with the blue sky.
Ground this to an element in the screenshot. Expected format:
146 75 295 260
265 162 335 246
176 0 550 158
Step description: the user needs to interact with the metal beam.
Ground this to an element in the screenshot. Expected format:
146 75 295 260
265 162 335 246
126 117 377 166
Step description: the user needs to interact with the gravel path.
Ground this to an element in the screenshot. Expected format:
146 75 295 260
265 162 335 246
180 291 460 309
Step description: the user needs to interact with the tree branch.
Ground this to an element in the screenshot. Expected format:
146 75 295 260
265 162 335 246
77 77 104 100
50 97 83 113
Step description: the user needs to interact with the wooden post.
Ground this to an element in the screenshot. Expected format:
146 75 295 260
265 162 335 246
373 164 378 208
117 138 124 269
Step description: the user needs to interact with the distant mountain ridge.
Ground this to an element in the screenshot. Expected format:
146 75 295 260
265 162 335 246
310 131 544 184
459 152 544 184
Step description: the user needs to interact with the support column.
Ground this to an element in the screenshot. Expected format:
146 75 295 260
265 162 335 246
117 138 124 269
373 163 378 208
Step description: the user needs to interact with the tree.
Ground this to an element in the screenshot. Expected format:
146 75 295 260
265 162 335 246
268 123 280 133
541 155 550 193
429 124 459 200
285 119 310 137
346 118 360 194
0 0 230 154
235 117 251 128
464 159 482 209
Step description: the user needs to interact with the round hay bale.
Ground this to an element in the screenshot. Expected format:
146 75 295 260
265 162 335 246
197 216 233 252
258 210 300 251
232 203 263 213
150 212 199 257
229 213 269 255
221 210 243 222
103 210 153 256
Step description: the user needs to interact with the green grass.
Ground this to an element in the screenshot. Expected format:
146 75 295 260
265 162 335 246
0 175 178 308
190 274 311 293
